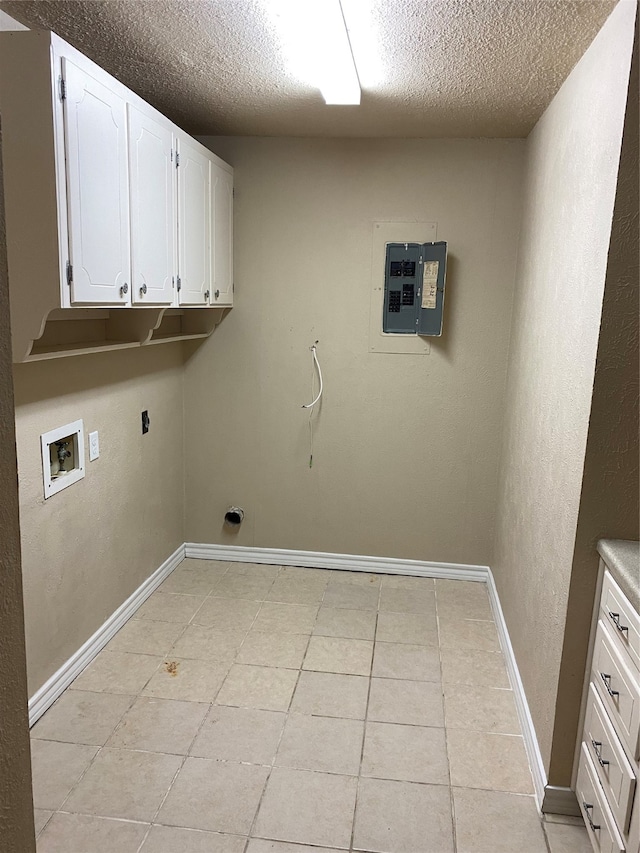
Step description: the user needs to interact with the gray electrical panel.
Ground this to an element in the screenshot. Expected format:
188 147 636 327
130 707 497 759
382 241 447 336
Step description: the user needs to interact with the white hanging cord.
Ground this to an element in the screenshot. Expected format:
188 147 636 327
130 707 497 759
301 343 323 409
308 377 315 469
302 342 322 468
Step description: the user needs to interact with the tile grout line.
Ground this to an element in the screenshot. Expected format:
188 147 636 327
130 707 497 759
128 561 243 852
243 565 326 849
348 579 382 853
435 579 459 853
33 560 241 847
33 571 215 841
540 821 554 853
134 563 250 853
48 685 139 820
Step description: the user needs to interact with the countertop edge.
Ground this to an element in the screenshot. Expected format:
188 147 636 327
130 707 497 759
598 539 640 612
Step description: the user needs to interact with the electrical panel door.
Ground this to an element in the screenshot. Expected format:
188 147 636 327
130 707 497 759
383 241 447 336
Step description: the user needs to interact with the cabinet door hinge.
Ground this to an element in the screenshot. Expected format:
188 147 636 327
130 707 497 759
176 276 181 292
176 152 180 168
59 76 67 101
66 261 73 285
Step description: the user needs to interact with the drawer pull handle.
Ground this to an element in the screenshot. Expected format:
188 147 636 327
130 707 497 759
590 739 609 767
582 802 601 833
600 672 619 699
608 611 629 635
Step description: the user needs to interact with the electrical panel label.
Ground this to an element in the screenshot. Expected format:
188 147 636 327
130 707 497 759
422 261 439 309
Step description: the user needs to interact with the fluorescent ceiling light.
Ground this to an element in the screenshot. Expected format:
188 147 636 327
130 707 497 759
316 0 360 104
269 0 361 105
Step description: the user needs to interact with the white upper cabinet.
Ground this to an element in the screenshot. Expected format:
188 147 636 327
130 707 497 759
211 161 234 306
62 57 131 306
177 136 211 306
0 30 233 361
128 105 176 305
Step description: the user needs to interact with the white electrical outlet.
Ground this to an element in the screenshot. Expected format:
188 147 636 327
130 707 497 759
88 430 100 461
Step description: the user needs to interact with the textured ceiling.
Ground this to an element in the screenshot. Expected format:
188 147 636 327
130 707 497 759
0 0 618 137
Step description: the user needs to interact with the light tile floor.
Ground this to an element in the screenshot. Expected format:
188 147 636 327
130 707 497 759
31 560 592 853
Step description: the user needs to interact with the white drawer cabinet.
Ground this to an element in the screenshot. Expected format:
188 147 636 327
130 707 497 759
601 573 640 674
577 559 640 853
584 684 636 832
578 743 626 853
0 30 233 361
592 622 640 759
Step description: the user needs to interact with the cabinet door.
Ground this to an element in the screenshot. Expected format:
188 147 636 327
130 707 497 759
211 162 233 306
128 106 176 305
177 137 210 305
62 57 130 305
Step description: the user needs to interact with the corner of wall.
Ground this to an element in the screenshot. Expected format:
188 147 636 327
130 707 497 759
0 111 36 852
548 12 639 785
490 0 637 780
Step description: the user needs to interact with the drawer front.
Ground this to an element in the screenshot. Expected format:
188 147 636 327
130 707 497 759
593 621 640 759
585 682 637 832
601 570 640 673
577 743 626 853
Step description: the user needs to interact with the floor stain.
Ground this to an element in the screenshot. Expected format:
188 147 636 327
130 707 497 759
164 660 179 677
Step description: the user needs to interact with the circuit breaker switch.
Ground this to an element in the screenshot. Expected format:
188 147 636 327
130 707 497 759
402 283 414 305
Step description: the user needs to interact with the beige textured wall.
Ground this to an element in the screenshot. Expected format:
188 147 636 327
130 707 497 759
13 345 185 695
0 9 26 30
186 138 524 565
549 23 639 785
492 0 637 779
0 127 35 850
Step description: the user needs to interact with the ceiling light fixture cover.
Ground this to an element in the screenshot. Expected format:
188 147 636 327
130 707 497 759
269 0 361 105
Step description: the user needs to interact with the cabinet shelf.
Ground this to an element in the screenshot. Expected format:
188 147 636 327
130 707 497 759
28 340 142 362
145 307 227 345
20 306 224 362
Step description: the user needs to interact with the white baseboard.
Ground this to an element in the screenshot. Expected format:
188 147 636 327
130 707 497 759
28 543 185 727
486 569 548 811
184 543 490 582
